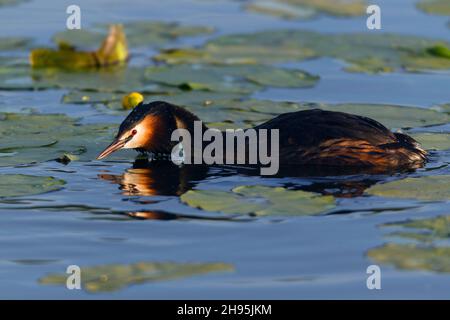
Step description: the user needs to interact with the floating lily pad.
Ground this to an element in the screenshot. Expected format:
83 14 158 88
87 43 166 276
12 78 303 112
368 243 450 273
0 0 27 7
368 213 450 273
366 175 450 201
246 0 366 19
53 21 214 49
410 132 450 150
145 64 318 93
0 174 65 198
246 1 316 20
155 30 450 73
0 63 175 93
0 112 118 166
0 37 31 51
385 215 450 243
39 261 233 293
234 100 449 129
181 185 335 216
314 103 449 129
417 0 450 16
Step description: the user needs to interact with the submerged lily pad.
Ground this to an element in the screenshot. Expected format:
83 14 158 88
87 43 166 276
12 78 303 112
0 174 65 198
154 30 450 73
39 261 233 293
0 112 118 166
246 0 366 19
366 175 450 201
411 132 450 150
145 64 318 93
181 185 335 216
417 0 450 16
52 21 214 49
368 243 450 273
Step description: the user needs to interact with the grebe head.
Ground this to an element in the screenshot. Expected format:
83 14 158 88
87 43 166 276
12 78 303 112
97 95 202 160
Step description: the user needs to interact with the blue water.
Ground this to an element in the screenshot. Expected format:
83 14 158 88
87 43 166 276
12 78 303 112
0 0 450 299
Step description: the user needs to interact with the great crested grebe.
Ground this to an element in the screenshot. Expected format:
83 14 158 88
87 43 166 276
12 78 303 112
97 99 427 172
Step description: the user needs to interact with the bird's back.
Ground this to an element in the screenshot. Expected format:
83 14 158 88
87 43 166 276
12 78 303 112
255 109 427 169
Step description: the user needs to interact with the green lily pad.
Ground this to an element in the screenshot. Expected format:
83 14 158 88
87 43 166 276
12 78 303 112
0 112 118 166
181 185 335 216
368 214 450 273
39 261 233 293
368 243 450 273
62 91 123 105
225 100 449 129
315 103 449 129
0 174 65 198
385 215 450 243
246 0 366 19
52 21 214 49
0 0 27 7
0 64 175 93
410 132 450 150
417 0 450 16
61 91 449 130
154 30 450 73
145 64 318 93
366 175 450 201
0 37 31 51
246 1 316 20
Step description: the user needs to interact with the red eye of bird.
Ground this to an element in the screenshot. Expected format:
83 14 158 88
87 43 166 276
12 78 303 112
131 129 137 136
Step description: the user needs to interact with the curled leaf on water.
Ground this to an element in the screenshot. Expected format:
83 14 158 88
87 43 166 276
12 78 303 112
30 25 128 69
52 21 214 49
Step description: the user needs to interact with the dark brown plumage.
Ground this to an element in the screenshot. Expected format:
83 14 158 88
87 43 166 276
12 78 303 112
255 109 427 169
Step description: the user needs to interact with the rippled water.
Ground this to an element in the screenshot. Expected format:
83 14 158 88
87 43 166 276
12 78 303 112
1 0 450 298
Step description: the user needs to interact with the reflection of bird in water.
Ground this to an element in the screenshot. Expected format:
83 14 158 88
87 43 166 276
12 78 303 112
98 158 386 213
98 159 208 196
97 96 427 171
